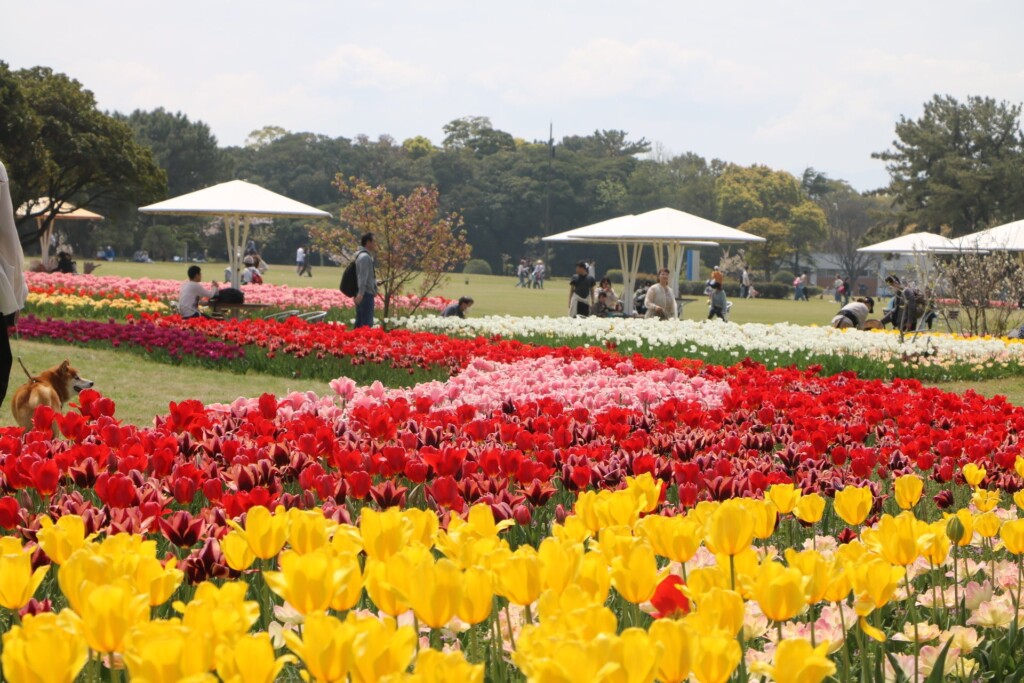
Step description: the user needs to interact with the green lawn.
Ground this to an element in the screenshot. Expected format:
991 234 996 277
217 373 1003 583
89 259 861 325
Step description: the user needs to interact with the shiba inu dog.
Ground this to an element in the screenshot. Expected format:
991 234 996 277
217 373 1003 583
11 359 94 429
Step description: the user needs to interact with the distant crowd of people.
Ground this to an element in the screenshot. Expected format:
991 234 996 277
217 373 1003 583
515 258 547 289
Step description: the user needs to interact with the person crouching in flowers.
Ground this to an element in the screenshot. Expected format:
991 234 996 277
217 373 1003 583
830 297 874 330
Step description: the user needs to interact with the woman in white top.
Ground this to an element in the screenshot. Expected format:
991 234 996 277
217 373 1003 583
0 160 28 409
644 269 677 320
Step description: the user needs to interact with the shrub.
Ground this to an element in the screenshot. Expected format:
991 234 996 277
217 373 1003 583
462 259 493 275
605 270 658 286
773 270 795 285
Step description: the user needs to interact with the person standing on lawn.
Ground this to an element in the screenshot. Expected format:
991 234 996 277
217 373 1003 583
354 233 378 328
0 161 27 410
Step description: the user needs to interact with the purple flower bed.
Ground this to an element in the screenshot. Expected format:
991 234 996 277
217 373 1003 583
14 315 246 362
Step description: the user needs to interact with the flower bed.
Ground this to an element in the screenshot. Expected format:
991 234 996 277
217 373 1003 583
2 350 1024 680
25 272 451 318
397 315 1024 381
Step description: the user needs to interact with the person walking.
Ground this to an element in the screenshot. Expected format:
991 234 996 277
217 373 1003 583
296 244 313 277
833 275 844 303
708 281 728 320
0 160 27 410
353 233 378 328
740 267 751 299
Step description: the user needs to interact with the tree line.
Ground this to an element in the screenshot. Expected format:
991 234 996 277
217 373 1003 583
3 61 1024 280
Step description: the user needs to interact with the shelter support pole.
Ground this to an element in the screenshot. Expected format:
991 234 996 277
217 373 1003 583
624 242 644 315
667 242 684 300
225 215 238 288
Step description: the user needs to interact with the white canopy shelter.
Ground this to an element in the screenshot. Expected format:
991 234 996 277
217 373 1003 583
857 231 955 254
16 197 104 268
139 180 330 287
942 219 1024 252
544 208 764 315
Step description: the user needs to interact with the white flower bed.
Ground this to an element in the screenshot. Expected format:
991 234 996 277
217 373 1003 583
394 315 1024 367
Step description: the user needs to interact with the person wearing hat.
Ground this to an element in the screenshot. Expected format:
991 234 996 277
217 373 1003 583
568 260 596 317
532 259 546 289
831 297 875 329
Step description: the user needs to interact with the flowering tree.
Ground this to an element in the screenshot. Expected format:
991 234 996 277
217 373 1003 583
309 177 471 320
934 250 1024 336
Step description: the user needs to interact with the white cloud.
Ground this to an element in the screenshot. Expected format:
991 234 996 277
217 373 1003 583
476 37 769 106
311 45 442 90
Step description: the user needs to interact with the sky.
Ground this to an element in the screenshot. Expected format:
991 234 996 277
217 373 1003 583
6 0 1024 191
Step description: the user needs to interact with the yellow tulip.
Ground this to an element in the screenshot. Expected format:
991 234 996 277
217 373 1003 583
538 537 583 594
649 618 695 683
215 632 296 683
946 509 974 547
174 582 261 650
750 559 807 622
458 566 493 625
80 583 151 653
0 539 48 611
635 515 702 563
364 559 410 617
620 627 661 683
1000 519 1024 554
707 500 754 556
403 508 440 548
821 562 852 603
877 512 923 566
264 548 349 615
123 619 213 683
408 649 484 683
749 499 779 539
625 472 662 513
1016 455 1024 480
359 508 411 561
963 463 986 487
330 552 364 612
767 483 802 515
134 555 184 607
611 542 664 604
36 515 89 564
894 474 923 510
329 524 364 555
498 546 543 606
686 567 728 599
690 588 745 636
691 632 741 683
793 493 825 524
406 556 463 629
220 531 255 572
766 638 836 683
974 511 1002 539
972 488 1001 513
849 557 905 617
833 485 873 526
347 614 417 683
919 521 952 566
0 611 88 683
576 551 611 605
784 548 831 604
227 505 289 560
286 508 330 554
283 612 356 683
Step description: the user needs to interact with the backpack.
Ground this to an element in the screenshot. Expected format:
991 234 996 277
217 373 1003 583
250 271 263 285
210 287 244 304
340 251 363 297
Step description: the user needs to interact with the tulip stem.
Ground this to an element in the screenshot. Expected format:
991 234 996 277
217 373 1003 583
952 543 960 625
468 622 479 664
837 603 852 683
905 573 919 683
504 605 517 651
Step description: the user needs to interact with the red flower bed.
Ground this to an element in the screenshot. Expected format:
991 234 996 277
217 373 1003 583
2 353 1022 584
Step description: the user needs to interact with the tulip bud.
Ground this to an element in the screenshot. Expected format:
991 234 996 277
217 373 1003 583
513 504 532 526
946 515 966 544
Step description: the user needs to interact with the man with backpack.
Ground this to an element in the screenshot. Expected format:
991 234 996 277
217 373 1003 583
352 233 378 328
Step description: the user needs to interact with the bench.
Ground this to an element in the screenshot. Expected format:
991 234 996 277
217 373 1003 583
202 302 272 319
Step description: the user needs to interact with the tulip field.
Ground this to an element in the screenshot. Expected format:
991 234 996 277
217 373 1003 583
5 274 1024 682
